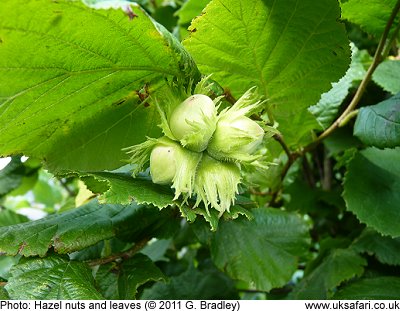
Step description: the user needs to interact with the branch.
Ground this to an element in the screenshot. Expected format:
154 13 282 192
0 282 6 287
87 237 150 267
314 0 400 144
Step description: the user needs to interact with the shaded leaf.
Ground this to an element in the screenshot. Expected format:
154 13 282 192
141 264 237 299
343 147 400 237
96 253 166 300
334 277 400 299
373 60 400 94
354 93 400 148
341 0 400 36
140 239 171 262
210 208 310 291
0 157 25 197
353 228 400 266
118 254 166 299
6 255 103 299
0 0 199 172
96 262 119 300
290 249 366 299
0 200 177 257
184 0 350 146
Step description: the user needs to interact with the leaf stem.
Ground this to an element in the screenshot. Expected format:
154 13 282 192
315 0 400 144
87 237 150 267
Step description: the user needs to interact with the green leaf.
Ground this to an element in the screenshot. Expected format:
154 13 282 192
5 255 103 299
0 200 177 256
141 239 171 262
373 60 400 95
290 249 366 299
334 277 400 299
184 0 350 146
309 44 368 129
141 264 237 299
80 172 175 208
341 0 400 37
0 157 25 197
176 0 210 39
353 228 400 266
343 147 400 237
0 256 19 279
210 208 310 291
96 253 166 299
0 0 199 172
0 210 29 227
354 93 400 149
118 254 166 299
95 262 119 300
0 286 9 299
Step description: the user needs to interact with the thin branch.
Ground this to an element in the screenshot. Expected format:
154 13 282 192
0 282 6 286
87 237 150 267
314 0 400 144
273 134 292 161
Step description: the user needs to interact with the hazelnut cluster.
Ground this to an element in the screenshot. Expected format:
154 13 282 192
125 86 266 216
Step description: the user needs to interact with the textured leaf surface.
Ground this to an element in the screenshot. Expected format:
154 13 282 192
6 256 103 299
290 249 366 299
334 277 400 299
141 265 237 299
354 93 400 148
341 0 400 36
309 44 368 129
95 253 166 299
80 172 175 208
0 200 176 256
343 148 400 237
210 208 310 291
118 254 166 299
353 229 400 266
0 0 198 172
184 0 350 146
373 60 400 94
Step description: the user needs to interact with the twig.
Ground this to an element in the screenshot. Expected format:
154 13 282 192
0 282 6 286
273 134 292 161
223 88 237 105
314 0 400 144
265 1 400 206
87 237 150 267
